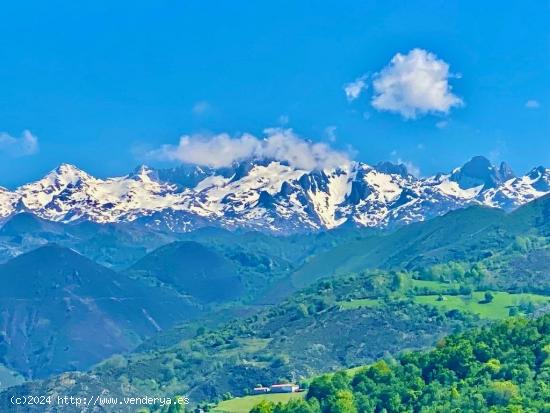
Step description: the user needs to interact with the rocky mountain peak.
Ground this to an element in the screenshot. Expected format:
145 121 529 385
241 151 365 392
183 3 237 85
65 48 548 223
0 157 548 233
451 156 503 189
132 165 159 182
374 161 411 178
498 162 515 181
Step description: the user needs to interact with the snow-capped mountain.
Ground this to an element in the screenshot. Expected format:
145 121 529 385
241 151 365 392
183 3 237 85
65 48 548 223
1 156 549 233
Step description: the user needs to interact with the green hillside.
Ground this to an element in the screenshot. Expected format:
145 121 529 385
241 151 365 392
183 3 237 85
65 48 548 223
413 291 550 319
5 248 549 403
128 241 245 303
289 196 550 294
0 268 483 409
268 314 550 413
290 206 507 288
0 244 201 379
8 263 549 409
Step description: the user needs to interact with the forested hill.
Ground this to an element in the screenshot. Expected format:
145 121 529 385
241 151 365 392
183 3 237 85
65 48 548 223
260 314 550 413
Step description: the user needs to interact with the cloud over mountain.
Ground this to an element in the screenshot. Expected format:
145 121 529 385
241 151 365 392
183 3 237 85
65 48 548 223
372 48 463 119
0 130 38 157
149 128 352 170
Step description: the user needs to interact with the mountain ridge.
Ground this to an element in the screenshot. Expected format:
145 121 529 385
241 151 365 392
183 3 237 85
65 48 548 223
1 156 549 233
0 244 201 378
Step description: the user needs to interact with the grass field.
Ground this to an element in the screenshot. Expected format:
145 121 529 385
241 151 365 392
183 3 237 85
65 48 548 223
339 298 379 309
409 279 455 293
212 392 305 413
339 289 550 319
414 291 550 319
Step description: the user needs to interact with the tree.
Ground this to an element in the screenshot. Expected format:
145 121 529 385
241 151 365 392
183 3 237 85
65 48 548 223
328 390 357 413
459 285 473 296
483 292 494 303
160 400 185 413
484 358 501 374
307 375 335 401
271 354 289 368
331 371 351 392
485 381 519 406
391 272 405 291
281 398 320 413
251 400 275 413
366 360 392 383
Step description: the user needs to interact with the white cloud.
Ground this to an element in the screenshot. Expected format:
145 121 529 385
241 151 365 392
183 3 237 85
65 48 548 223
435 120 449 129
525 100 540 109
0 130 39 157
372 48 463 119
344 75 368 102
149 128 351 170
192 101 210 115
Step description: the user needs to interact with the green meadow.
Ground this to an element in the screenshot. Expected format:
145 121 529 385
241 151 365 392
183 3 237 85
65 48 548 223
212 392 305 413
413 291 550 319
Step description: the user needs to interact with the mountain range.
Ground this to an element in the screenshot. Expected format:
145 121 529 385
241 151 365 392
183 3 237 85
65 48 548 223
1 156 549 233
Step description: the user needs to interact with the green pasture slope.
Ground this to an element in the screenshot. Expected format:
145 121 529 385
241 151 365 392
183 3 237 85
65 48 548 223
340 290 550 319
414 291 550 319
213 392 305 413
212 363 373 413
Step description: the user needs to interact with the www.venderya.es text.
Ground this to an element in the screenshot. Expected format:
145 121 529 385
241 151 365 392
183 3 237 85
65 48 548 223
10 395 189 408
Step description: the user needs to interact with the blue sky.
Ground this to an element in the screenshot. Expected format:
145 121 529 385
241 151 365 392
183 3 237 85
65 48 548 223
0 1 548 187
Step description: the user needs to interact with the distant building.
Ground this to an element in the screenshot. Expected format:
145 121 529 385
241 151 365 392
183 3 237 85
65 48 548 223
270 383 299 393
253 386 270 394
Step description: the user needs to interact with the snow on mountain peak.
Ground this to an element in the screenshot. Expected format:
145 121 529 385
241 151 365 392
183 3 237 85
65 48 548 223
15 164 93 211
0 187 19 219
132 164 157 180
0 157 548 233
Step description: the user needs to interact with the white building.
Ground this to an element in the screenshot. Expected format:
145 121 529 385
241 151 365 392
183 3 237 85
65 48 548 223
269 384 299 393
